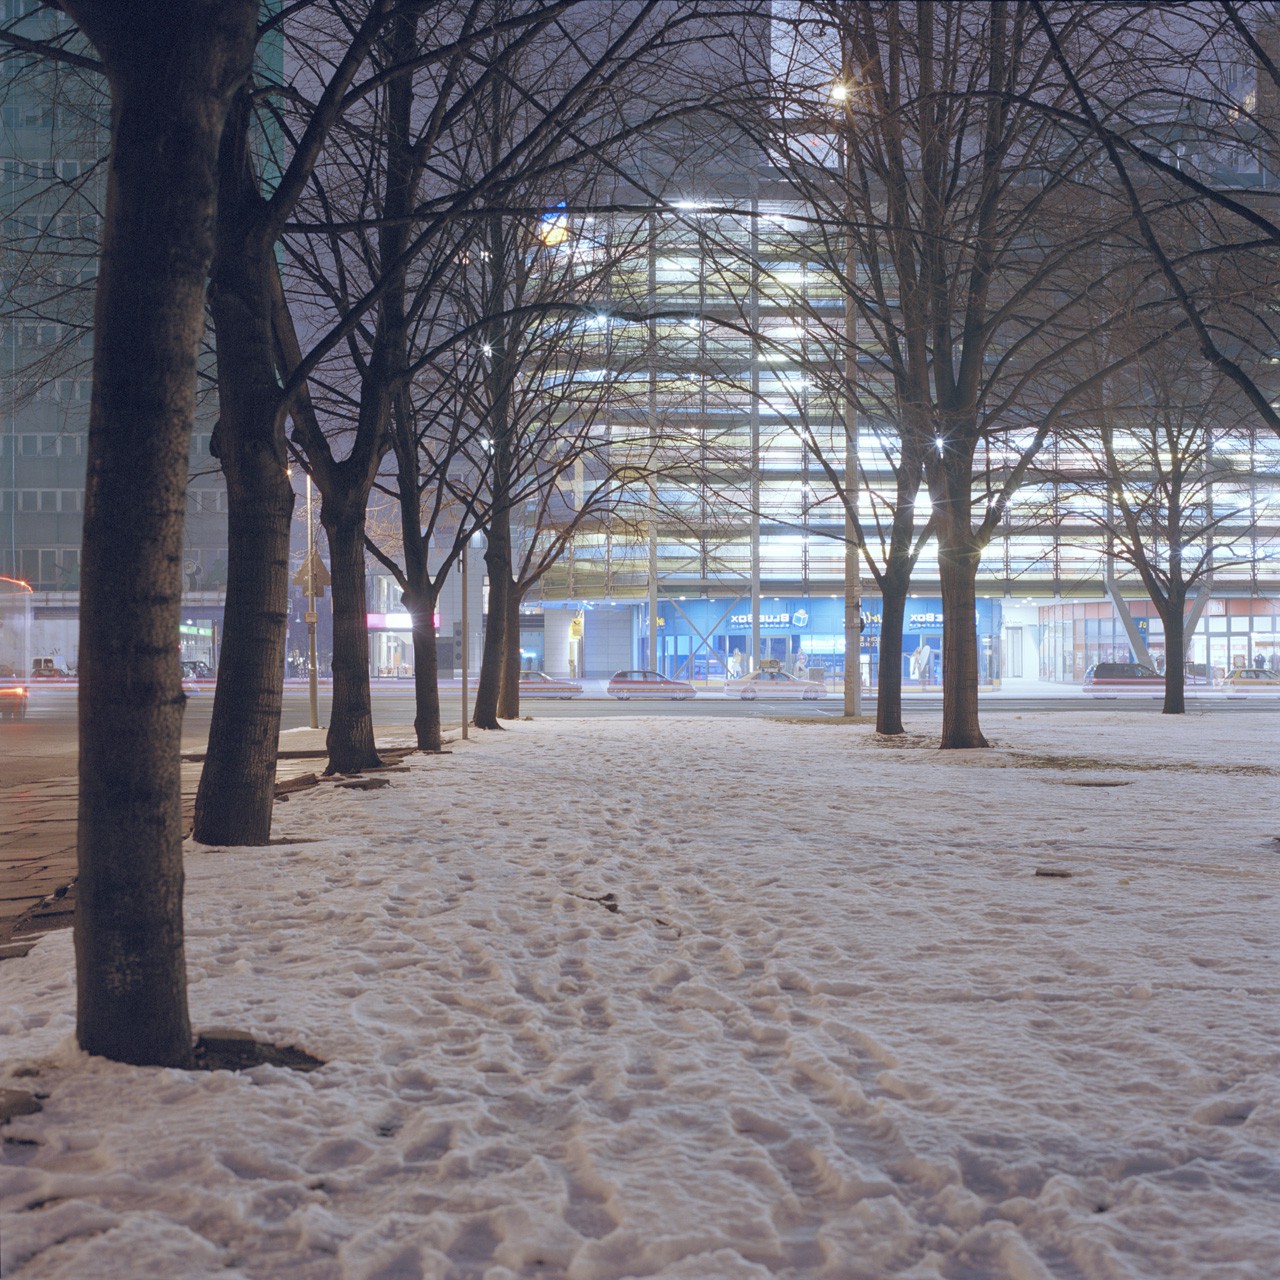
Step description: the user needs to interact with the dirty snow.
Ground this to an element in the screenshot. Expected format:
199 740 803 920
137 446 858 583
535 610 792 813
1 710 1278 1279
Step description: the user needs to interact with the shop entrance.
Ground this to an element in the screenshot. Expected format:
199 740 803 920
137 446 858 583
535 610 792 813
906 633 941 686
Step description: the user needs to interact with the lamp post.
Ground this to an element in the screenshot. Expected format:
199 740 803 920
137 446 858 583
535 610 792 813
305 473 319 729
833 77 863 718
460 536 470 740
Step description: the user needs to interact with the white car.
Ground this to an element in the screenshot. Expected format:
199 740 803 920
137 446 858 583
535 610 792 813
519 671 583 699
725 670 826 700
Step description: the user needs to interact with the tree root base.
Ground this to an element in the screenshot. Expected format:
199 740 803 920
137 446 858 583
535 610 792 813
194 1030 324 1073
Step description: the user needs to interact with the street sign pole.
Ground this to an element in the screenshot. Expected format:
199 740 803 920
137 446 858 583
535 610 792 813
461 541 469 740
306 474 319 729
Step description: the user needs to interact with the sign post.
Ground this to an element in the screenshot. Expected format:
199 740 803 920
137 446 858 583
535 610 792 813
461 540 469 740
306 475 319 729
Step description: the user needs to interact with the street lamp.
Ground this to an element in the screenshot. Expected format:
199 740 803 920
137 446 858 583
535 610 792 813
305 473 319 729
461 535 470 740
459 531 482 740
832 75 863 717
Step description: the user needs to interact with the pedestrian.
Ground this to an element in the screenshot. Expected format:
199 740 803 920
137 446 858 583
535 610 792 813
913 642 934 688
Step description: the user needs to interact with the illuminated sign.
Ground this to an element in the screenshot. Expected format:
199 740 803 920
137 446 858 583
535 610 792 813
729 612 791 628
365 612 441 631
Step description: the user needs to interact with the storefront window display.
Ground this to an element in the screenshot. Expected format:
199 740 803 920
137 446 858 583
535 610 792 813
638 596 1002 687
1038 597 1280 682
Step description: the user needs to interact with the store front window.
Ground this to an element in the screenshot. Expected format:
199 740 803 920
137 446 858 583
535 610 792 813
644 596 1002 687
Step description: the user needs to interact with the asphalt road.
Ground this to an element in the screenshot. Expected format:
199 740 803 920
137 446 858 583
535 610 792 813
2 680 1276 792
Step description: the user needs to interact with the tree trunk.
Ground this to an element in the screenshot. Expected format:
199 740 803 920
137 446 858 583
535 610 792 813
875 416 928 737
67 0 257 1067
324 496 381 772
498 585 522 719
473 569 508 729
194 92 294 846
308 10 413 771
194 457 293 836
474 506 512 730
1161 592 1187 715
407 584 443 751
876 574 910 736
936 528 988 749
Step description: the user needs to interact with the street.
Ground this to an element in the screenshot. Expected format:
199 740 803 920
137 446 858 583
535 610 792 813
2 679 1276 793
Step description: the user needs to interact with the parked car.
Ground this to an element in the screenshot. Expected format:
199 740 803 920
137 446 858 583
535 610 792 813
725 669 826 700
182 660 215 679
1220 667 1280 694
519 671 583 699
606 669 696 700
1082 661 1164 696
29 657 70 679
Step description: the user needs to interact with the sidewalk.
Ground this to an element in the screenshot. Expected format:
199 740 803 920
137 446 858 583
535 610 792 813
0 682 1079 958
3 712 1274 1277
0 724 422 961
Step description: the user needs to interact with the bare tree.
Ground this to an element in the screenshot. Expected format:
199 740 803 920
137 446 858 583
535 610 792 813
1030 1 1280 438
458 221 653 730
1053 334 1262 712
56 0 257 1067
2 2 447 829
368 264 654 741
766 1 1144 747
277 1 678 765
194 1 413 833
285 1 754 747
707 250 937 734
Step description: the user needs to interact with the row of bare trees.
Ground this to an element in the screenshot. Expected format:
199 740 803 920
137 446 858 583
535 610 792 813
6 0 1280 1065
3 0 756 1066
736 0 1280 738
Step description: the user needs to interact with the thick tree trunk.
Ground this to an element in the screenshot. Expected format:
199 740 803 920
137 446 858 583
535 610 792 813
498 585 522 719
1161 593 1187 715
68 0 257 1067
936 530 988 749
876 575 910 736
194 94 293 846
407 584 443 751
194 462 293 837
324 498 381 772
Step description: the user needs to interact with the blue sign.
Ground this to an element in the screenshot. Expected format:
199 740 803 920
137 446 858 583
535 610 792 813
655 596 999 645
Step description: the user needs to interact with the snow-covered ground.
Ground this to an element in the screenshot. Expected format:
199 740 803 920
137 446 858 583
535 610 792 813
1 711 1277 1279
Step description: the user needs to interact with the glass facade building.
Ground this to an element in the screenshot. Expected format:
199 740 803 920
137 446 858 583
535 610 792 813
3 4 1279 685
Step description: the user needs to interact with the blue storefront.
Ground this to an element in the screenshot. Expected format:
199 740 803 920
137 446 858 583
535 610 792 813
637 595 1002 687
